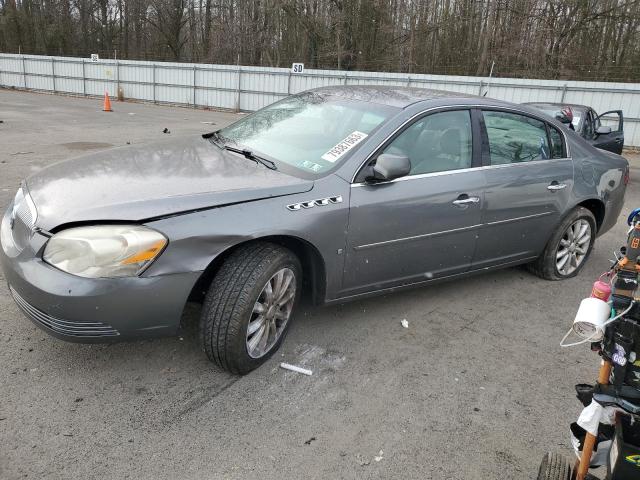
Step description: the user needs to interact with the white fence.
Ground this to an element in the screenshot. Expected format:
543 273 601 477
1 53 640 147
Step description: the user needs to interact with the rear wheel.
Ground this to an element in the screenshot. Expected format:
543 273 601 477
529 207 596 280
536 452 572 480
199 242 301 374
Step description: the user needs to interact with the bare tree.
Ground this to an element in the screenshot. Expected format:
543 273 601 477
1 0 640 81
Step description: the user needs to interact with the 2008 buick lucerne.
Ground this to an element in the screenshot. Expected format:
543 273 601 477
1 86 628 373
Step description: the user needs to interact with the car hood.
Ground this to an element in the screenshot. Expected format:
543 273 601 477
26 136 314 230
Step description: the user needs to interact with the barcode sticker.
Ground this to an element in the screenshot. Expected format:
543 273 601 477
321 131 368 163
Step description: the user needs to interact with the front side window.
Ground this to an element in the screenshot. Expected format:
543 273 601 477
382 110 473 175
483 111 550 165
218 92 398 176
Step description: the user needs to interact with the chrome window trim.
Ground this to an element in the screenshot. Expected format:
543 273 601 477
350 103 571 184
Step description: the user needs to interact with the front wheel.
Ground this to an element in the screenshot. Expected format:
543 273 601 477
529 207 596 280
199 242 301 374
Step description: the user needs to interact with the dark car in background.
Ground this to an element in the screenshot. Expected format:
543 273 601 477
1 86 629 374
524 102 624 154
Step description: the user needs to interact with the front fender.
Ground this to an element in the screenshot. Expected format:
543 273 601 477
143 177 351 301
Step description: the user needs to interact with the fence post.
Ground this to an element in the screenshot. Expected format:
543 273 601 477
152 63 156 104
343 71 348 85
235 65 241 112
287 71 292 95
407 75 411 87
478 80 484 96
116 59 120 96
193 65 197 108
22 55 27 89
51 57 56 93
81 58 86 96
561 83 568 103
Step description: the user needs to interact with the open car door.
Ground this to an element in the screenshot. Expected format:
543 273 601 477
593 110 624 154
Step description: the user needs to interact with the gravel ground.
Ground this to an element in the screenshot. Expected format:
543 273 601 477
0 89 638 480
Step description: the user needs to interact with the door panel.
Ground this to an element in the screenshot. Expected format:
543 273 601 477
342 171 485 296
474 110 574 267
475 160 574 267
593 110 624 154
342 108 484 296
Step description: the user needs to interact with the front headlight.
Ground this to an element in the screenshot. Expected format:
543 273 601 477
43 225 167 278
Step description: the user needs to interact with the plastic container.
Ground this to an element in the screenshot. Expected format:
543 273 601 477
592 279 612 301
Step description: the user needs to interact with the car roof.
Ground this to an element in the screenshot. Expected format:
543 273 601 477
524 102 590 114
306 85 481 108
304 86 570 123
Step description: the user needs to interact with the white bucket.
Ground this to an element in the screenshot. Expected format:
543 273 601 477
560 298 611 347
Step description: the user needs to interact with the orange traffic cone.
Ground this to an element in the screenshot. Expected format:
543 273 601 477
103 91 112 112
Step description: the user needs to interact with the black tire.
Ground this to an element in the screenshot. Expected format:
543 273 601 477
528 206 597 281
536 452 572 480
199 242 302 374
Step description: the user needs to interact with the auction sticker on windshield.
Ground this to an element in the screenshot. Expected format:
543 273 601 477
321 131 368 163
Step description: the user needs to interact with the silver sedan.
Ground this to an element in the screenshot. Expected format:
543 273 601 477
1 86 629 373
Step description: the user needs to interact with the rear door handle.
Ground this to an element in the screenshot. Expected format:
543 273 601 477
547 182 567 191
452 195 480 207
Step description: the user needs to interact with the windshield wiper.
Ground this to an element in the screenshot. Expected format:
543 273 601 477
223 146 278 171
204 131 277 170
203 130 228 148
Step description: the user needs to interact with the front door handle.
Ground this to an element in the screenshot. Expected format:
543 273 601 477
452 195 480 207
547 182 567 191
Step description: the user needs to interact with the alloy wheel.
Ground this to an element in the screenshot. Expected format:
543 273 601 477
246 267 296 359
556 219 592 276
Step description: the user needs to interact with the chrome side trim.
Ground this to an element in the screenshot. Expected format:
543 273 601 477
353 211 554 250
484 211 553 226
354 223 483 250
350 103 572 183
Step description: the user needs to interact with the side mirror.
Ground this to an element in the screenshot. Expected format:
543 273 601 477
596 125 612 135
366 154 411 183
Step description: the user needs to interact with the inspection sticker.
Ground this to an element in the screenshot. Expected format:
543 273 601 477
299 160 323 172
321 131 368 163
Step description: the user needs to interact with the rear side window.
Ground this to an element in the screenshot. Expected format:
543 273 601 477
548 125 565 158
483 111 550 165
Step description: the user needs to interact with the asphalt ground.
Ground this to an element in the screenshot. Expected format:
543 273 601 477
1 89 639 480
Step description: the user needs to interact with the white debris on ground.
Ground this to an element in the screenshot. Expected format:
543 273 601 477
279 363 313 376
401 319 409 328
279 344 346 379
374 450 384 462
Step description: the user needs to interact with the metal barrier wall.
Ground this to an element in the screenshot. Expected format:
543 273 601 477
1 53 639 146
